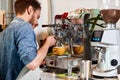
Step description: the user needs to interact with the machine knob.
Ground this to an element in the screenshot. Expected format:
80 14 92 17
111 59 118 66
49 61 54 65
70 60 78 66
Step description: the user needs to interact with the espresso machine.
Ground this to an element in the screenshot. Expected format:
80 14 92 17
42 14 83 70
91 0 120 77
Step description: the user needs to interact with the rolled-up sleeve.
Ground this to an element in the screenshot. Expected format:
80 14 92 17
15 22 37 65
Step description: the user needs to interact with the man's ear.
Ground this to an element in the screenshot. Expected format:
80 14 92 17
27 6 34 15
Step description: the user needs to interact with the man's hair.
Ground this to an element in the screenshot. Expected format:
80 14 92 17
14 0 41 15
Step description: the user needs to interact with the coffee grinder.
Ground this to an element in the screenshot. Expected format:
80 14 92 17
91 0 120 77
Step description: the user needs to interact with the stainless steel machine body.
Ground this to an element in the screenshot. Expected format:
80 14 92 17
45 56 81 69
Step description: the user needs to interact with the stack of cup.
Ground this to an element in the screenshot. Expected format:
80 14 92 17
79 60 92 80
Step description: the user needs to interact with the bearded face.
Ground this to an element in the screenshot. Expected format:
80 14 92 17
29 9 40 28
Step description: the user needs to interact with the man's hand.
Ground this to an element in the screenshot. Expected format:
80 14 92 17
44 35 56 47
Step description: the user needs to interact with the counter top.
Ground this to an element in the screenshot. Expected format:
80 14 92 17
40 71 118 80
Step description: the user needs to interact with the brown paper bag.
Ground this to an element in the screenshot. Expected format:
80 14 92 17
0 10 6 29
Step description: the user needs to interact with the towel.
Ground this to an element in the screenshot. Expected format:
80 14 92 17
16 67 41 80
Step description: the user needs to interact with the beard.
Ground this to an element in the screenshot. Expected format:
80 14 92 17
29 14 35 25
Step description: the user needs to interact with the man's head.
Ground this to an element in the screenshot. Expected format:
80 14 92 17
14 0 41 15
14 0 41 28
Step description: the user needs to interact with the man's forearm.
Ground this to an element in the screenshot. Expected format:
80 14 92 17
26 42 49 70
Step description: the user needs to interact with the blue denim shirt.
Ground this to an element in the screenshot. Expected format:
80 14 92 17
0 17 37 80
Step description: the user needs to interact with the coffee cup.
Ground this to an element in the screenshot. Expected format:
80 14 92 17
52 46 66 55
73 45 84 54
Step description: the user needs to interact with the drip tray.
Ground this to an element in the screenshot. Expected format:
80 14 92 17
42 67 67 74
42 67 79 74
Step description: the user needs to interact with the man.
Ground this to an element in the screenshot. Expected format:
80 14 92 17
0 0 56 80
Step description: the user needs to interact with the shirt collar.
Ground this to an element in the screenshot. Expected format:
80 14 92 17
13 17 25 22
